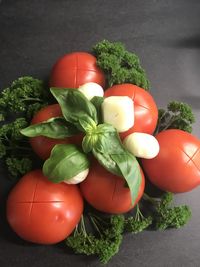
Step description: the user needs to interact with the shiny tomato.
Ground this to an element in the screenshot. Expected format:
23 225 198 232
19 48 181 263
49 52 106 89
104 84 158 139
7 169 84 244
80 159 145 214
30 104 83 160
141 129 200 193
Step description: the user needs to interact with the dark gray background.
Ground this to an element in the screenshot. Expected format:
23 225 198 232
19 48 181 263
0 0 200 266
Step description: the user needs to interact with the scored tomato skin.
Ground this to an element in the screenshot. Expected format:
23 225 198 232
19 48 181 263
141 129 200 193
6 169 84 244
80 159 145 214
104 84 158 139
49 52 106 89
30 104 83 160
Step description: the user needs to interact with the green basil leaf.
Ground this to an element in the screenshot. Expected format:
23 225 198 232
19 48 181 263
111 153 142 205
92 148 121 176
82 135 95 153
78 117 97 133
20 117 80 138
94 124 124 154
92 125 142 205
90 96 104 123
81 123 120 155
50 88 98 130
43 144 89 183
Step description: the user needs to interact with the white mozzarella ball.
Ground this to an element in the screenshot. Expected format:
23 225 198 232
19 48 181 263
78 82 104 100
63 168 89 184
101 96 134 132
123 132 159 159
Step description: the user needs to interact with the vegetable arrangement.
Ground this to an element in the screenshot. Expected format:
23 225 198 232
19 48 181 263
3 40 200 264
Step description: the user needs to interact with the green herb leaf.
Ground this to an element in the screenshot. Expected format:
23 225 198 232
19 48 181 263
78 117 97 133
82 123 121 155
91 124 142 204
66 214 124 264
94 124 124 154
43 144 89 183
94 144 142 205
0 76 50 120
93 40 150 89
50 88 98 131
92 149 121 176
6 157 33 178
111 153 141 205
143 192 192 230
90 96 104 123
155 101 195 134
82 135 97 153
20 117 80 139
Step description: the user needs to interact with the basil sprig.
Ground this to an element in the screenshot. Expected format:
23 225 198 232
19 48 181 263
43 144 89 183
21 88 141 204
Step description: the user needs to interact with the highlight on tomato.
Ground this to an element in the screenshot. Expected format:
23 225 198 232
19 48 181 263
30 104 83 160
104 83 158 139
49 52 106 89
6 169 84 244
80 159 145 214
141 129 200 193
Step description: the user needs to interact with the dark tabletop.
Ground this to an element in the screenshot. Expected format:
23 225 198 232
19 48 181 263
0 0 200 266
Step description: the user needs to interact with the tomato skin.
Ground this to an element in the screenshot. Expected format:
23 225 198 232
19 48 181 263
141 129 200 193
49 52 106 89
30 104 83 160
80 160 145 214
104 84 158 139
6 170 84 244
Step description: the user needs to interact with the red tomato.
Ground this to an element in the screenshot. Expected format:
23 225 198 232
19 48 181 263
30 104 83 160
141 129 200 193
7 170 84 244
49 52 106 89
80 159 145 214
104 84 158 139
